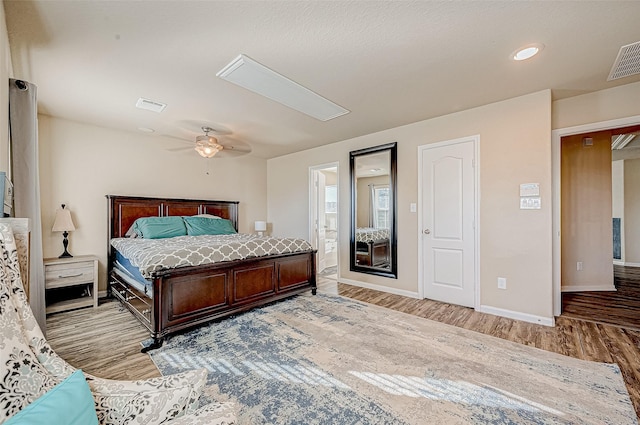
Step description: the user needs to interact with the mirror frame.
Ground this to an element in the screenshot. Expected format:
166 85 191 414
349 142 398 278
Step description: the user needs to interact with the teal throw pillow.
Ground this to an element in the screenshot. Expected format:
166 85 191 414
132 216 187 239
6 369 98 425
183 216 237 236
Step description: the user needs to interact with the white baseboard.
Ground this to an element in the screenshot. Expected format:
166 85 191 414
561 285 616 292
98 290 108 299
613 261 640 267
337 277 421 299
477 305 555 327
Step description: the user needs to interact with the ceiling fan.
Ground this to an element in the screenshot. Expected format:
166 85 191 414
168 126 252 158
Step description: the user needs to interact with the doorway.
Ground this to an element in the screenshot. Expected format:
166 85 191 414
418 136 479 308
309 164 339 276
552 116 640 325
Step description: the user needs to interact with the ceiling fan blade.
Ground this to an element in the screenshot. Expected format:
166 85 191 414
220 144 252 154
166 146 193 152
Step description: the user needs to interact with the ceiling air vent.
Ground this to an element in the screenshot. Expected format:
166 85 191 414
135 97 167 113
607 41 640 81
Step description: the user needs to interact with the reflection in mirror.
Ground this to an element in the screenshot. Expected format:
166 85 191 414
350 142 397 278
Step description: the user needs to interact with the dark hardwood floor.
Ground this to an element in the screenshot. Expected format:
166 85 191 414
47 273 640 419
562 265 640 330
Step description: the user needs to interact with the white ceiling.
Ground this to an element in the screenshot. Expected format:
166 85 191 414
4 1 640 159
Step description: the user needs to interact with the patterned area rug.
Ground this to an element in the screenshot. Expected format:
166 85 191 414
149 294 637 424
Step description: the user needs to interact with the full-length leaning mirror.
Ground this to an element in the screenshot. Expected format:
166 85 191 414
350 142 397 278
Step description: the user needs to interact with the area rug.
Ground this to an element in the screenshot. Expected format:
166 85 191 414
149 294 637 424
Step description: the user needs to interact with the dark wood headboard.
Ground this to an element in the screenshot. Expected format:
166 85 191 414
106 195 239 239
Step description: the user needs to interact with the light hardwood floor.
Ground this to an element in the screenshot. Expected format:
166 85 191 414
47 275 640 418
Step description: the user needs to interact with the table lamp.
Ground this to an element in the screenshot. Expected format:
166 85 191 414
255 221 267 236
52 204 76 258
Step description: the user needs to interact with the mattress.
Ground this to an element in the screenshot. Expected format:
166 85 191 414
111 233 314 278
355 227 390 243
113 249 153 296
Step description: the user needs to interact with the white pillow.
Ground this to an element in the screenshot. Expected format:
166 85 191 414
194 214 221 219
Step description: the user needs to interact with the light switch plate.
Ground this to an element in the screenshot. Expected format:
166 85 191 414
410 203 416 213
520 183 540 197
520 197 541 209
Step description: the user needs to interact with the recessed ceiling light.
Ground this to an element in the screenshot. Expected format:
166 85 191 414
512 43 545 61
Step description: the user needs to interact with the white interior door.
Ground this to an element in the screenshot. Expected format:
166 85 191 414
421 138 476 308
317 171 327 272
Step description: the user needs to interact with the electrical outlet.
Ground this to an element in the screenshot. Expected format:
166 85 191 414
577 262 583 271
497 277 507 290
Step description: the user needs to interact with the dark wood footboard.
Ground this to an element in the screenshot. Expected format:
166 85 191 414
110 250 316 350
356 239 390 267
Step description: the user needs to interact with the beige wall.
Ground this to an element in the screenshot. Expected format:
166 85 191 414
356 175 388 228
321 169 337 186
624 158 640 265
0 4 13 174
39 116 268 292
553 81 640 130
268 90 553 320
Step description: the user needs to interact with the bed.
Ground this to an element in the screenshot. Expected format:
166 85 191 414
355 227 390 267
107 195 317 352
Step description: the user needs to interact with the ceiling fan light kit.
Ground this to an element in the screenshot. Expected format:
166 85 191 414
194 127 224 158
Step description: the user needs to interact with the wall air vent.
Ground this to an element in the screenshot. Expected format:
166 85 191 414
607 40 640 81
135 97 167 113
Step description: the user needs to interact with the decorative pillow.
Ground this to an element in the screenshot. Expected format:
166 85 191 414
5 370 98 425
131 216 187 239
183 217 237 236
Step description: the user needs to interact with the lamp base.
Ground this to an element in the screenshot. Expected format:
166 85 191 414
59 231 73 258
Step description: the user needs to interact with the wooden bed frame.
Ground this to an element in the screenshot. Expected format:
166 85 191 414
355 239 390 267
107 195 316 352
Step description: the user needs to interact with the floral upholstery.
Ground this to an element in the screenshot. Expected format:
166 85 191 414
0 224 236 424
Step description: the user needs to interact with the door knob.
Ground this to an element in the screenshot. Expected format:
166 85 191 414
423 229 431 234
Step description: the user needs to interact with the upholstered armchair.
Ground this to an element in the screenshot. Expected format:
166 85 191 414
0 223 236 424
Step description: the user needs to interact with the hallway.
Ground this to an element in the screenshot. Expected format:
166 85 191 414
562 265 640 330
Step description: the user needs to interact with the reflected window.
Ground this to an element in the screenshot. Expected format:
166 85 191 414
325 185 337 214
372 185 389 229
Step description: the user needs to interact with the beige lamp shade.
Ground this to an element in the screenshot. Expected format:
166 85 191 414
52 206 76 232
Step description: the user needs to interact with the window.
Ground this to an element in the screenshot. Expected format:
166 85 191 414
373 185 389 229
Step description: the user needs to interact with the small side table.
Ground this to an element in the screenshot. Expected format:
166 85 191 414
44 255 98 314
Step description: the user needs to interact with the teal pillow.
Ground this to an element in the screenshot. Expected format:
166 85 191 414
6 369 98 425
132 216 187 239
183 216 237 236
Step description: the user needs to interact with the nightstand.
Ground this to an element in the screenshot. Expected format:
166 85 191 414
44 255 98 314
